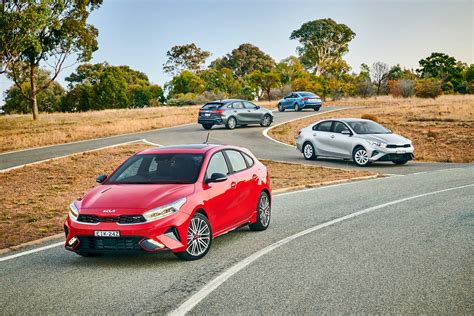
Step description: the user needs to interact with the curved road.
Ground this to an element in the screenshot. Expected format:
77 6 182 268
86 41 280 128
1 107 473 314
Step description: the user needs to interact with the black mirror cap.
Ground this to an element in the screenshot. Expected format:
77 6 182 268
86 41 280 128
206 172 227 184
96 174 108 183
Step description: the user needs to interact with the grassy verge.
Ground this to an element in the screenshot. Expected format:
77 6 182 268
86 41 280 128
269 95 474 163
0 144 374 249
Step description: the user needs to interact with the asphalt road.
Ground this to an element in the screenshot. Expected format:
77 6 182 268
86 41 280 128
1 167 473 314
0 106 469 175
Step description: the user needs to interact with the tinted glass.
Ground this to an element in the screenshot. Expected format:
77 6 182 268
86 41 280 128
202 103 222 110
333 122 349 133
232 101 244 109
316 121 333 132
243 101 257 109
107 154 204 184
300 92 317 98
226 150 247 172
347 121 391 134
242 152 254 167
206 152 229 179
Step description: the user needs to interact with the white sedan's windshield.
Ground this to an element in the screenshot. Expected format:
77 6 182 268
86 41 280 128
348 121 391 134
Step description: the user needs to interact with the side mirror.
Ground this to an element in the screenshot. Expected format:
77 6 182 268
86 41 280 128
255 106 260 109
206 172 227 184
341 130 352 136
96 174 108 183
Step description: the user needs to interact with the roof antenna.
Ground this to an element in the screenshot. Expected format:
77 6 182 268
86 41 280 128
203 132 210 144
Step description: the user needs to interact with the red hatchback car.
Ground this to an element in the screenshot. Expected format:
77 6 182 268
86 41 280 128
64 144 271 260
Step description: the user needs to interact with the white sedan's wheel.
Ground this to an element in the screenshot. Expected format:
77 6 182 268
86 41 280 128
303 142 316 160
353 147 370 166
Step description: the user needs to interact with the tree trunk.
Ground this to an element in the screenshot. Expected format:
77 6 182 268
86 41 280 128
29 63 39 120
315 65 322 77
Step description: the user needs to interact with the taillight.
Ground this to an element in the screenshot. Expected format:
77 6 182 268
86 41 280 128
213 109 224 115
301 97 309 101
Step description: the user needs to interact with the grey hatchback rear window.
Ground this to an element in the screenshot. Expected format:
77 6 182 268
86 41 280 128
202 103 222 110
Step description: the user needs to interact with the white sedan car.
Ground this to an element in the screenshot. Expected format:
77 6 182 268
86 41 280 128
296 118 414 166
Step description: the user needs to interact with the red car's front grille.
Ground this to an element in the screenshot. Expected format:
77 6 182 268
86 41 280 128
77 236 143 251
77 214 146 224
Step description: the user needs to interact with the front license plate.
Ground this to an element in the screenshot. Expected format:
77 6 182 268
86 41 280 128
94 230 120 237
396 150 406 154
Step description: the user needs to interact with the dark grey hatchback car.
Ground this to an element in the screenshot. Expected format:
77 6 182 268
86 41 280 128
198 99 274 130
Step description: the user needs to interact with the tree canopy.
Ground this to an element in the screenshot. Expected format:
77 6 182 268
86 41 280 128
163 43 210 76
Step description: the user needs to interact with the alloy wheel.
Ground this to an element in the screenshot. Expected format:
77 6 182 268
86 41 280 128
304 144 313 159
354 148 369 166
261 115 271 127
186 217 211 257
258 193 271 227
227 117 236 129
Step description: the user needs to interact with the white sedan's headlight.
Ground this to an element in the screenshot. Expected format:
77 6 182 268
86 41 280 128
366 140 387 148
143 198 187 222
69 202 79 220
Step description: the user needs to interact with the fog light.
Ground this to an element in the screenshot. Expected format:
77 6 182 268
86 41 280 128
140 239 165 251
68 237 78 246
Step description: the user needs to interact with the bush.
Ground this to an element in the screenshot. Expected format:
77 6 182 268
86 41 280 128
269 84 292 100
361 114 378 122
355 79 374 98
398 80 415 98
415 78 442 98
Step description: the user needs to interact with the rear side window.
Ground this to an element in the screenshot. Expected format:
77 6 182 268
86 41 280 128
202 103 222 110
314 121 333 132
243 101 257 109
242 152 254 167
232 101 244 109
225 150 247 172
206 152 229 178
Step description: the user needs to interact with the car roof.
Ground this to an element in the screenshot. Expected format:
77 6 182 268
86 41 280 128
137 144 249 155
295 91 317 94
317 118 372 124
205 99 249 104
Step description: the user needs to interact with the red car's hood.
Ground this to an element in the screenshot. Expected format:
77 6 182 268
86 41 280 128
78 183 195 213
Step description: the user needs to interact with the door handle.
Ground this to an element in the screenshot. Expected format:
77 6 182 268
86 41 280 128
330 134 335 139
252 174 258 181
247 110 251 112
312 133 317 136
231 182 237 189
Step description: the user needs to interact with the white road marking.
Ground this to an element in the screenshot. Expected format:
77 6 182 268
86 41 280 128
0 242 64 262
140 139 163 146
169 183 474 315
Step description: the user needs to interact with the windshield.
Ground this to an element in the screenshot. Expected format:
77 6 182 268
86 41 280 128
106 154 204 184
299 92 317 98
347 121 391 134
201 103 222 110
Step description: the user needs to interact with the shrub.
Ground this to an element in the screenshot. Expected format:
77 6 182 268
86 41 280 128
355 79 374 98
415 78 441 98
398 80 415 98
269 84 292 100
361 114 378 122
388 80 401 97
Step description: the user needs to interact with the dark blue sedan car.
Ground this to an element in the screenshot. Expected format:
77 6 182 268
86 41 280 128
277 91 322 112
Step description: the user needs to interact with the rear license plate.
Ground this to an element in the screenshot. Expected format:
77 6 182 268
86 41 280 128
396 150 406 154
205 113 210 117
94 230 120 237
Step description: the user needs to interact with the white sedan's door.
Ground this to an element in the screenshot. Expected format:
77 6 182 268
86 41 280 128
312 121 334 156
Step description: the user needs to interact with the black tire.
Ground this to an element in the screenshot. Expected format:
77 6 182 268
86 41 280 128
249 191 271 231
352 146 371 167
202 124 213 130
278 103 285 112
392 160 408 165
226 116 237 130
174 213 212 261
313 107 320 111
260 114 272 127
76 252 100 257
302 142 316 160
294 103 301 112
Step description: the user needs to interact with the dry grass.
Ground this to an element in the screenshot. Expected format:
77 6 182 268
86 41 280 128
0 144 374 249
0 106 200 152
269 95 474 163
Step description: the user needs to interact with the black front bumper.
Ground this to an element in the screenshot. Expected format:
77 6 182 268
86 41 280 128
377 153 414 161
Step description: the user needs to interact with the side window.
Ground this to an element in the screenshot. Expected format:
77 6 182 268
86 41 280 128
206 152 230 179
315 121 333 132
333 122 349 133
226 103 233 109
242 152 254 167
225 150 248 173
243 101 257 109
232 101 244 109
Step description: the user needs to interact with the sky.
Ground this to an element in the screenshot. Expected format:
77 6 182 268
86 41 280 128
0 0 473 105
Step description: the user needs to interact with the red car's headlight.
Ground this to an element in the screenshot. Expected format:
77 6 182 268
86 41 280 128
143 198 187 222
